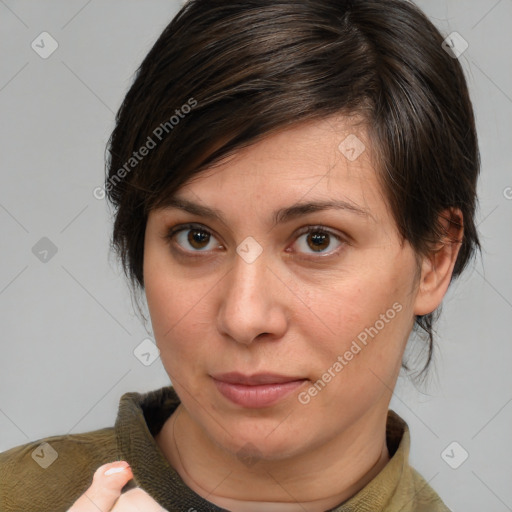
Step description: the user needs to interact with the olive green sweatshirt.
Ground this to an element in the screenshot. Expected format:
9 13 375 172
0 386 450 511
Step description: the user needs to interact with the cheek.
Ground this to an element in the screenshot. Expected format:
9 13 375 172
145 239 193 322
143 254 218 370
302 260 414 377
298 293 410 417
309 274 399 338
146 279 200 337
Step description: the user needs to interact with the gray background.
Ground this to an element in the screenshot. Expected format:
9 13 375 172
1 1 511 510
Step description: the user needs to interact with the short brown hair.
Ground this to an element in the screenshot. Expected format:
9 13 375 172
105 0 480 380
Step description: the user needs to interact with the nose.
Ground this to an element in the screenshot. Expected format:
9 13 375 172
216 247 289 346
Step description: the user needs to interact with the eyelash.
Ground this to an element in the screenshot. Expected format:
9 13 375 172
164 223 348 259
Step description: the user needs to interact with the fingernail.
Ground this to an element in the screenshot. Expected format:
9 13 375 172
104 463 130 476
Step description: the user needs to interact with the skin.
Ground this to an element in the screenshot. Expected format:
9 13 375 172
136 116 462 512
68 461 165 511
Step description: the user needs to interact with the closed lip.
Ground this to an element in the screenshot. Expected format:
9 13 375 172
211 372 307 386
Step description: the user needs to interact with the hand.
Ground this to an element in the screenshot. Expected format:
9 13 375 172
68 461 166 511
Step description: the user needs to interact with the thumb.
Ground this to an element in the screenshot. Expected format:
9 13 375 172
67 461 134 512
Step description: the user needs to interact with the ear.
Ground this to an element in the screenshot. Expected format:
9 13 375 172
414 208 464 316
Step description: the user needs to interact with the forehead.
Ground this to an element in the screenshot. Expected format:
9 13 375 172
159 116 387 224
157 116 386 221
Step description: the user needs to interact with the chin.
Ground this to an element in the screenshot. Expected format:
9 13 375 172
207 415 314 463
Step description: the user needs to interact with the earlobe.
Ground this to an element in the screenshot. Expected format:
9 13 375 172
414 208 464 316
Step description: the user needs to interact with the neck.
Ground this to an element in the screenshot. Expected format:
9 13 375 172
155 404 391 512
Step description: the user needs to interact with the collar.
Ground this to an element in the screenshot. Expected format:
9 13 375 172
115 386 411 512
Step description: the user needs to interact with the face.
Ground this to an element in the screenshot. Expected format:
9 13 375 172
143 117 422 461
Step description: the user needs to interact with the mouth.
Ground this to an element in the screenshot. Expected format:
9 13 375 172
211 372 308 408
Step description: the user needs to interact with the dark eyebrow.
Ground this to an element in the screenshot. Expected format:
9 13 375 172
159 197 373 226
272 199 373 224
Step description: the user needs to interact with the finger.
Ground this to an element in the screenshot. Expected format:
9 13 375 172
67 461 134 512
112 488 167 512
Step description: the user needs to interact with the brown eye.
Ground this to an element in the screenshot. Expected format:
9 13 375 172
293 227 345 256
167 224 222 252
187 228 211 249
306 232 330 252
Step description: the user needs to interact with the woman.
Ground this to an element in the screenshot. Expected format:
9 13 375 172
0 0 479 511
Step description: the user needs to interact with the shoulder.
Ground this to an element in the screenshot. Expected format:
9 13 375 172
0 427 118 512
